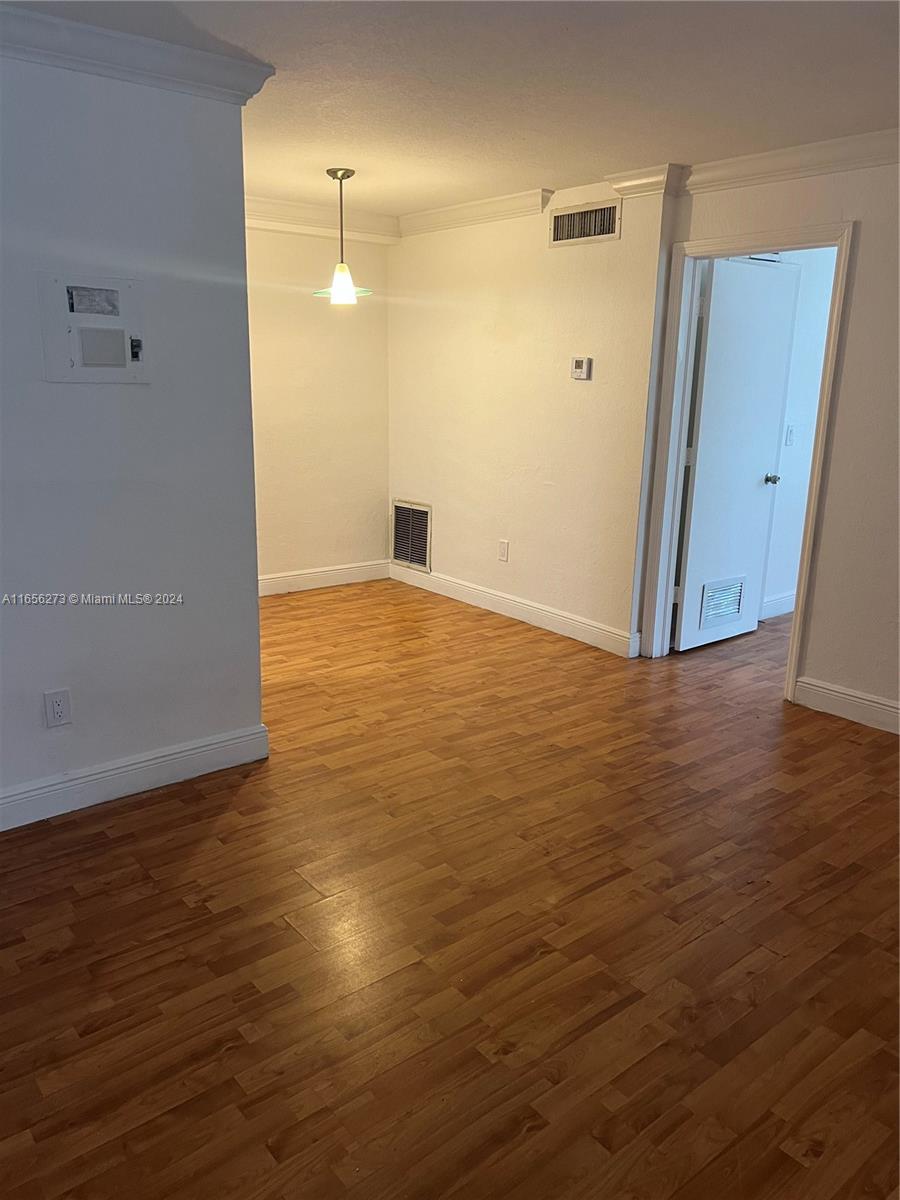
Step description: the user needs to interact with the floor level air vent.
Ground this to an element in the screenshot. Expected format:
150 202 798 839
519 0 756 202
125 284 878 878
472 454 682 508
392 500 431 571
550 200 621 246
700 577 745 629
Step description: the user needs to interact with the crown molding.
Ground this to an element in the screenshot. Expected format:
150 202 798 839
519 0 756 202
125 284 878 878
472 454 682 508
246 127 899 243
0 5 274 105
606 164 688 198
605 133 897 200
684 129 898 195
244 196 401 245
399 188 555 237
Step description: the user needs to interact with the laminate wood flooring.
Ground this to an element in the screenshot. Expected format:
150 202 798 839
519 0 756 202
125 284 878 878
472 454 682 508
1 581 896 1199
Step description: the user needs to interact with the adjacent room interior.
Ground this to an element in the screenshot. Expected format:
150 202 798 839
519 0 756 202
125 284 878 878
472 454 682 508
656 245 838 662
0 3 898 1198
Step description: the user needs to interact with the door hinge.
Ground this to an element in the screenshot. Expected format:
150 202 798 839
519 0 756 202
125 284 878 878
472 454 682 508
684 447 695 467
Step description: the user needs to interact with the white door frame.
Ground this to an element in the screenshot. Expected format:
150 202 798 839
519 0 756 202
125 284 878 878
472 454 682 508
639 221 854 703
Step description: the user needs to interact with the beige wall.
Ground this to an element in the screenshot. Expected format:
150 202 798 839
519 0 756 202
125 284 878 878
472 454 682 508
247 228 389 582
246 158 897 719
387 184 666 649
676 164 899 703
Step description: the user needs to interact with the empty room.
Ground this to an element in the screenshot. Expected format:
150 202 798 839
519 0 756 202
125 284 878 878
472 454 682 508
0 2 898 1198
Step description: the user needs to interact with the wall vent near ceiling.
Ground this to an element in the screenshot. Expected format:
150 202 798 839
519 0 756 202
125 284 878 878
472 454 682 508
700 577 745 629
549 200 621 247
392 500 431 571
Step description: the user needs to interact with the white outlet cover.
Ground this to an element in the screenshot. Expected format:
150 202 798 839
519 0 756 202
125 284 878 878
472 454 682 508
43 689 72 727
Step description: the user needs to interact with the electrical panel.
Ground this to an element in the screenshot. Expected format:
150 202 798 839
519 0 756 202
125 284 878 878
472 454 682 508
39 273 148 384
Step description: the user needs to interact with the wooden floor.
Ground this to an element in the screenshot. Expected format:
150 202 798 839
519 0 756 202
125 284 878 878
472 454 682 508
1 580 897 1200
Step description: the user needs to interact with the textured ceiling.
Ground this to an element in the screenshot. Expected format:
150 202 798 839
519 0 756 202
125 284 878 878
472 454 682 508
19 1 900 215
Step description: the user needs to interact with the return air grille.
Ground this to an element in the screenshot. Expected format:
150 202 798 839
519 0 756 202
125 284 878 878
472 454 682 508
392 501 431 570
550 201 621 246
700 577 745 629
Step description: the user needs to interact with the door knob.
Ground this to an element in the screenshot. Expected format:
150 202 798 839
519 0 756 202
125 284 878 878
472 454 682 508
764 473 781 484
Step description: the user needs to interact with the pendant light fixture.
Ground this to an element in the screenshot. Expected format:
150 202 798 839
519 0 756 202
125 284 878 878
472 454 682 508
313 168 372 305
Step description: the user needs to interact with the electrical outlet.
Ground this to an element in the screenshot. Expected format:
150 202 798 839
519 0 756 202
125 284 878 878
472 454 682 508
498 539 510 562
43 689 72 728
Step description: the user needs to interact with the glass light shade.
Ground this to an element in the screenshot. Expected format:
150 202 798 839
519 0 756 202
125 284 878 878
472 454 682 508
313 261 373 304
329 261 357 305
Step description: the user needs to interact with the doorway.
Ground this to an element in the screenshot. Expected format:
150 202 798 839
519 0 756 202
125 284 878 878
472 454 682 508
641 223 853 702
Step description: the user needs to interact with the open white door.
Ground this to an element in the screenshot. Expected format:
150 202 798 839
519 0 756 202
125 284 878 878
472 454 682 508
674 258 799 651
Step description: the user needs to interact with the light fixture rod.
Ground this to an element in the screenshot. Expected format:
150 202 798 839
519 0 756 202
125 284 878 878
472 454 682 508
326 167 355 264
339 175 345 263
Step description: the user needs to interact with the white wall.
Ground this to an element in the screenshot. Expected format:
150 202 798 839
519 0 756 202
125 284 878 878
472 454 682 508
0 57 266 825
676 164 899 704
763 246 837 612
246 228 389 587
387 185 667 652
385 163 897 718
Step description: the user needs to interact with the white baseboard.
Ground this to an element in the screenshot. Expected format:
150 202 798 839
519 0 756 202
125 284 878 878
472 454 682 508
390 564 639 658
259 560 390 596
0 724 269 831
793 677 899 734
761 592 795 619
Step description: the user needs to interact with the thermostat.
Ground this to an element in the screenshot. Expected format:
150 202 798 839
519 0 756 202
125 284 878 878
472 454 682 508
571 356 592 381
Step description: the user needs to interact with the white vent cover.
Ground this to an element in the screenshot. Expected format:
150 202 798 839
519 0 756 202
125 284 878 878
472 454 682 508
79 327 127 367
549 200 621 246
700 577 745 629
392 500 431 571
